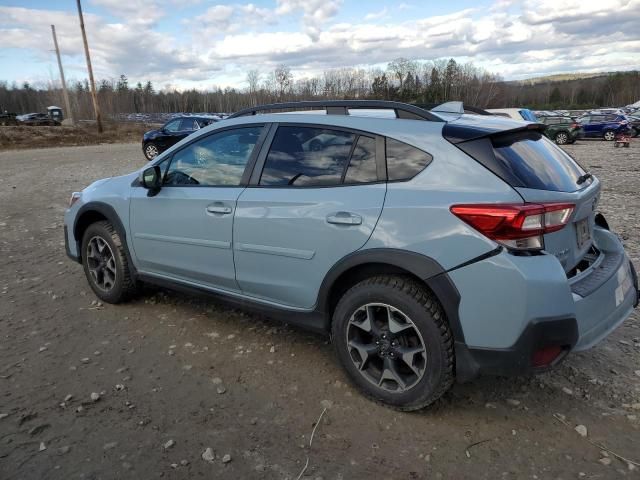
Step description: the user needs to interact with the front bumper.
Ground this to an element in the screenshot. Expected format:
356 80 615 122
450 227 638 381
64 224 81 263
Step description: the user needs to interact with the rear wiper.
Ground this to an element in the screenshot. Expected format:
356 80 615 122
577 172 592 185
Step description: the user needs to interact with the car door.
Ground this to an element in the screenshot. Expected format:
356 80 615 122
129 125 266 291
156 118 183 149
233 124 387 309
175 117 201 143
587 115 605 137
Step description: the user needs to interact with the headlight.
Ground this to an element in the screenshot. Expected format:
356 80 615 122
69 192 82 208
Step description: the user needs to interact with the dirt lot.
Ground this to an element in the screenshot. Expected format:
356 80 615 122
0 140 639 480
0 123 158 150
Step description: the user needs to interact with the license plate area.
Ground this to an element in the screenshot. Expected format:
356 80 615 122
575 218 591 249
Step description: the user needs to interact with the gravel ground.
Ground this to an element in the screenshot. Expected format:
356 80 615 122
0 140 639 479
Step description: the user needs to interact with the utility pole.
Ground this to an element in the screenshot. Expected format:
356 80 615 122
76 0 103 133
51 25 74 125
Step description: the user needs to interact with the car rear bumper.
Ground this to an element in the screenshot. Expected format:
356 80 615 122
450 226 638 381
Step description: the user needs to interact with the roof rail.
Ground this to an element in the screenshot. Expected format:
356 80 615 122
228 100 445 122
413 103 492 116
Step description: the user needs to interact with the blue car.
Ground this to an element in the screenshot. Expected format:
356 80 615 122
577 114 631 140
64 101 638 410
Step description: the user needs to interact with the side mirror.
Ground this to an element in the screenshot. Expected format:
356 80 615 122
141 165 161 192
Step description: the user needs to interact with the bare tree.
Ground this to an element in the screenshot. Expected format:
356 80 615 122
273 65 293 99
246 69 260 103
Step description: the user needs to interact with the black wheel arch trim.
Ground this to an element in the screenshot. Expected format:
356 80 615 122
73 202 137 277
316 248 466 343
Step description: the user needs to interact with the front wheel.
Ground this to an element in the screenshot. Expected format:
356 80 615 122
603 130 616 141
81 221 138 303
143 142 160 160
555 132 569 145
332 275 454 411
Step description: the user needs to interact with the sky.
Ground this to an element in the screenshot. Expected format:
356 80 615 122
0 0 638 91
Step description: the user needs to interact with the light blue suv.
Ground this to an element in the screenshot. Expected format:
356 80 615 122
64 101 638 410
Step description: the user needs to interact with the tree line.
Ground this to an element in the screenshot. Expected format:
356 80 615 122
1 58 638 120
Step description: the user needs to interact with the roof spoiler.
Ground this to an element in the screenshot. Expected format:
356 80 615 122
444 121 547 144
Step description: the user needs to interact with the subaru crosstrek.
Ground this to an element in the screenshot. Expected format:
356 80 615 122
64 101 638 410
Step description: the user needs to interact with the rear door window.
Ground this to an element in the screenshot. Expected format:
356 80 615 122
344 135 377 184
385 138 433 181
491 132 587 192
180 118 200 131
259 126 356 186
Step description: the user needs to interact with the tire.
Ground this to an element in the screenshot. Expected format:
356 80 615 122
331 275 454 411
603 130 616 141
81 220 138 304
555 132 569 145
632 128 639 138
143 142 160 160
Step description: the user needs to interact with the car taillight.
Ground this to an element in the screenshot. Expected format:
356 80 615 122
571 123 579 129
450 203 575 251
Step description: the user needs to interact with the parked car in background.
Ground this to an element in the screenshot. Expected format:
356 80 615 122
0 111 18 126
487 108 538 122
539 116 583 145
577 114 631 141
64 100 638 411
142 115 218 160
624 115 640 137
17 112 60 126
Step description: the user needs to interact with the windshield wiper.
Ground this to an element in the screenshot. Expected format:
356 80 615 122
577 172 592 185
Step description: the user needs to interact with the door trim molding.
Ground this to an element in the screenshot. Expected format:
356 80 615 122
234 242 315 259
134 232 231 250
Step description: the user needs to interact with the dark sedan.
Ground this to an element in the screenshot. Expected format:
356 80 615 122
17 113 60 126
142 115 218 160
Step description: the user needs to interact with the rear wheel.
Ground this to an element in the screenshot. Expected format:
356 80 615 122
332 275 454 410
144 142 160 160
81 220 138 303
603 130 616 141
555 132 569 145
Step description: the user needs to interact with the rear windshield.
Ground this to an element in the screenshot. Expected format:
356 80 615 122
491 132 586 192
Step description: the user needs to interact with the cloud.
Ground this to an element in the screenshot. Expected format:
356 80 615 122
364 8 388 21
276 0 342 38
189 3 276 35
1 0 639 89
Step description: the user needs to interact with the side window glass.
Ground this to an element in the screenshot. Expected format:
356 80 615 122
180 118 198 131
197 118 214 128
386 138 433 181
164 119 181 132
344 135 377 184
259 126 355 186
164 127 262 186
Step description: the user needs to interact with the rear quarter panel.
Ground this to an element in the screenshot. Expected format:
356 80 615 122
364 127 522 269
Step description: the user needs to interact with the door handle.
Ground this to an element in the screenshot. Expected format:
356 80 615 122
206 203 233 215
326 212 362 225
